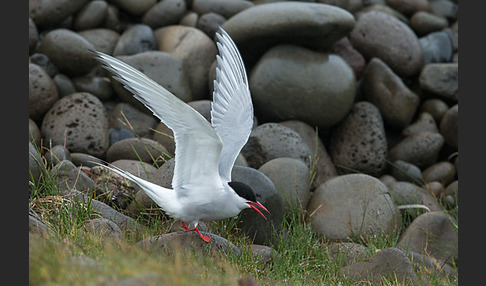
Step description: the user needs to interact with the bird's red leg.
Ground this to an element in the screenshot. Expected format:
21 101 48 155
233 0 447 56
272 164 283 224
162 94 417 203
180 222 211 243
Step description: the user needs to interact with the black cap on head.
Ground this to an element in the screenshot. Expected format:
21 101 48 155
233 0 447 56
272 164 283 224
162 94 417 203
228 181 257 202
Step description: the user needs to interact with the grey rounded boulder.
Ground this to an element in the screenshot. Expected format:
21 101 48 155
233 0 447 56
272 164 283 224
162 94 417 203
29 63 59 121
329 101 388 177
307 174 401 242
250 45 356 130
41 92 109 157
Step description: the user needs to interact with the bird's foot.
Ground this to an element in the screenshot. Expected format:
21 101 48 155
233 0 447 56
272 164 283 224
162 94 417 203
181 222 211 243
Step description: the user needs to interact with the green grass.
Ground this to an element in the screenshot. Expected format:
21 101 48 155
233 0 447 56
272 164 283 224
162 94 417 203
29 145 458 285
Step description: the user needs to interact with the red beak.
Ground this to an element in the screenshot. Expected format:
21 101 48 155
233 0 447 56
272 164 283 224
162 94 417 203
246 201 270 220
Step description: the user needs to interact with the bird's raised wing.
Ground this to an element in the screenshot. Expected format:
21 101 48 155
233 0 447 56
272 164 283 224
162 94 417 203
92 51 224 196
211 29 254 183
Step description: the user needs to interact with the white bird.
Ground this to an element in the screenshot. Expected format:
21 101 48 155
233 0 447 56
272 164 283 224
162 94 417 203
90 28 269 243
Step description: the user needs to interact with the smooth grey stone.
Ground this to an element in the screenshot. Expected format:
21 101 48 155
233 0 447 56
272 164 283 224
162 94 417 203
29 63 59 121
29 17 39 54
419 63 458 102
72 0 108 31
388 131 444 169
410 11 449 36
29 53 59 77
29 0 89 29
439 104 458 149
106 137 169 164
307 174 401 242
50 160 94 193
113 24 157 56
29 118 42 147
349 11 424 77
418 99 449 124
29 142 43 187
192 0 254 18
422 161 456 186
72 76 114 101
402 112 439 136
45 145 72 167
196 12 226 38
83 218 123 239
108 102 158 138
420 31 453 65
53 73 77 98
108 0 156 16
249 45 356 130
78 28 120 55
142 0 187 29
389 160 423 185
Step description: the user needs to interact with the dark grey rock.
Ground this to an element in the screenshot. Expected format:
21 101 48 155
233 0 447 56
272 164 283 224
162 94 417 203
50 160 94 193
328 242 368 266
29 63 59 121
108 102 158 138
79 28 120 55
108 0 156 16
338 247 419 284
386 0 430 15
30 53 59 77
196 12 226 38
72 0 108 31
397 211 458 263
418 99 449 124
249 45 356 130
422 161 456 186
41 92 109 157
109 128 136 146
38 29 98 76
258 158 311 214
29 0 89 29
29 17 39 54
241 123 313 169
429 0 458 20
439 104 458 149
29 142 44 187
328 37 366 79
192 0 254 19
53 74 77 98
307 174 401 242
113 24 157 56
154 26 217 101
419 63 458 102
420 31 453 64
389 160 423 185
250 244 280 263
72 76 114 101
45 145 72 167
410 11 449 36
111 51 192 113
142 0 187 29
29 215 54 237
388 131 445 169
329 101 388 177
106 137 169 164
232 166 284 245
64 189 144 233
29 118 42 147
402 112 439 136
221 2 355 66
361 57 420 129
70 152 105 168
349 11 424 77
280 120 338 186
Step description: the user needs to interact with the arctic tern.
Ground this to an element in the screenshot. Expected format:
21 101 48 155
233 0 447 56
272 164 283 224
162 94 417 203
90 28 269 242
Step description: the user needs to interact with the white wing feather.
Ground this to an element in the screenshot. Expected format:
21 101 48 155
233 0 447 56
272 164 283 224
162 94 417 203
211 29 254 183
92 51 224 198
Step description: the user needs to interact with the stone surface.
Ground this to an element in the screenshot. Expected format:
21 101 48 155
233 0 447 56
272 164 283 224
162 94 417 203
38 29 98 76
397 211 458 263
329 101 388 177
338 247 419 284
108 0 156 16
329 242 368 266
241 123 313 169
249 45 356 130
419 63 458 102
328 37 366 79
45 145 71 167
29 17 39 54
389 160 423 185
79 28 120 55
232 166 284 245
419 99 449 124
29 118 42 147
72 76 115 101
388 131 444 169
142 0 187 29
349 11 424 77
258 158 311 214
192 0 254 19
196 12 226 38
361 58 420 128
307 174 401 242
280 120 338 185
83 218 123 239
29 0 89 29
106 137 169 164
155 25 217 101
410 11 449 36
30 53 59 77
385 0 430 15
113 24 157 56
110 51 192 113
29 142 43 186
402 112 439 136
41 92 109 157
108 103 158 138
53 74 77 98
50 160 94 193
72 0 108 31
439 104 458 149
29 63 59 121
420 31 454 65
422 161 456 186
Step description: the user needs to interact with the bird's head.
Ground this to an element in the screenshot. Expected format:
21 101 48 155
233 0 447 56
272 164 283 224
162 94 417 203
228 181 270 219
